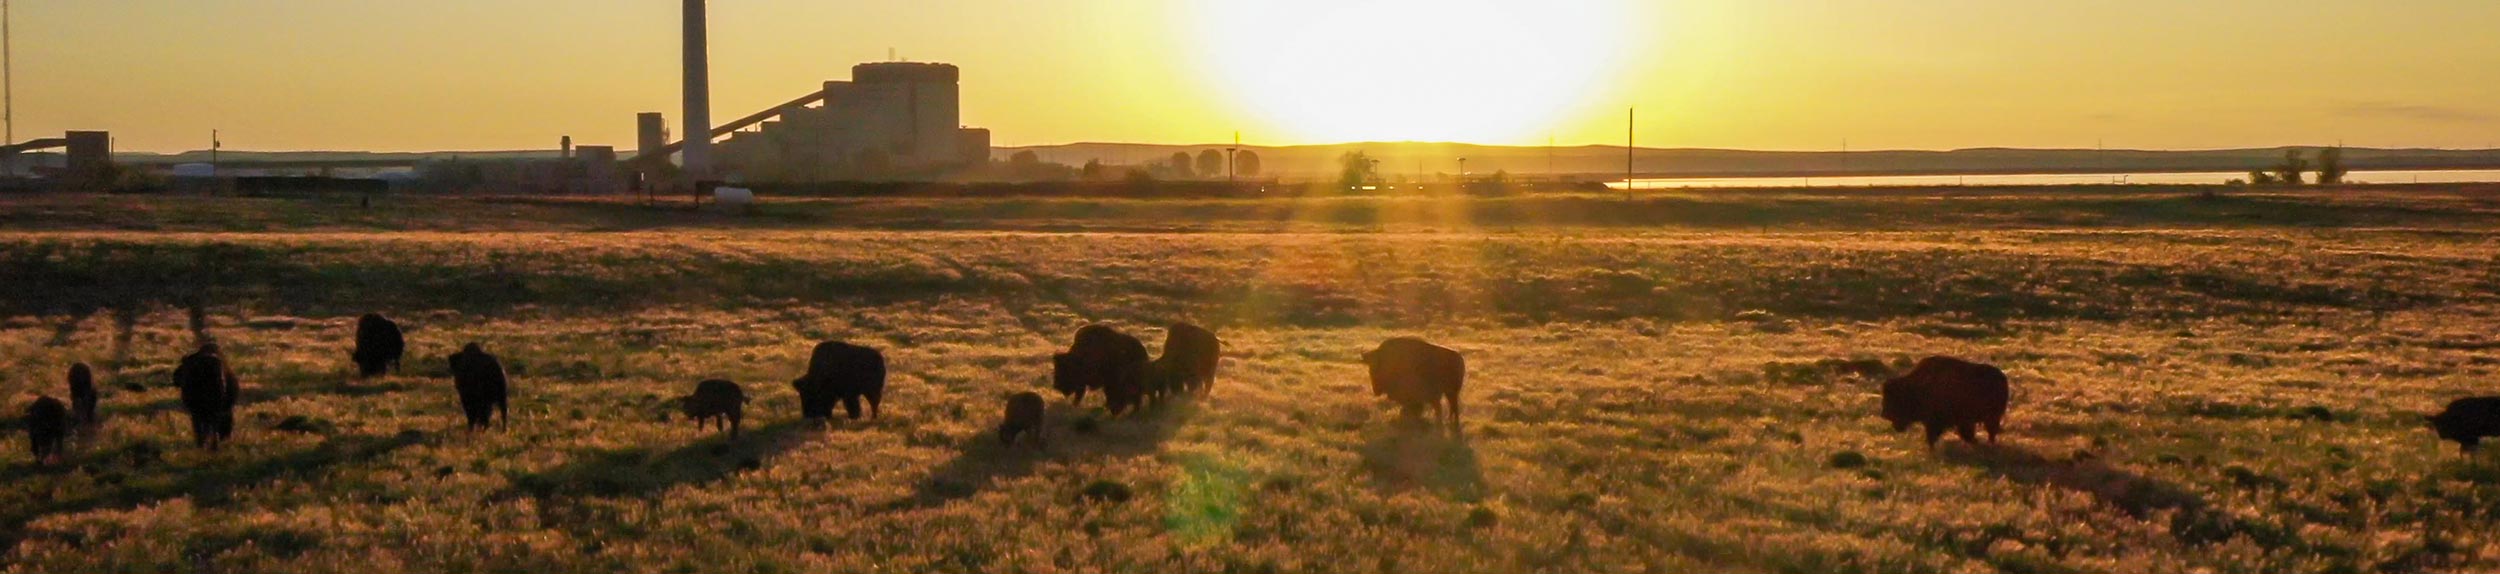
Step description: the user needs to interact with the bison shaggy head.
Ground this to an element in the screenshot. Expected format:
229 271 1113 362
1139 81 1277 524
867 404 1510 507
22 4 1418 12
1880 377 1920 432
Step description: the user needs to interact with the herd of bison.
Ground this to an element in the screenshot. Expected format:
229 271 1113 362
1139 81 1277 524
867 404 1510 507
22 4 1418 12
16 312 2500 472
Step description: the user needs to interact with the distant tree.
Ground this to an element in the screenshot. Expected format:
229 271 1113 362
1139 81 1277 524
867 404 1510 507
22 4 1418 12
2249 170 2280 186
1125 167 1157 185
2271 149 2308 186
1235 150 1263 177
2317 147 2347 185
1169 152 1196 179
1009 150 1041 167
1197 149 1226 178
1338 151 1379 190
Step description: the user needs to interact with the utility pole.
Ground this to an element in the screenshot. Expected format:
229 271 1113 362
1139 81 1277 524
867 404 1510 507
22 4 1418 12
211 130 219 174
1625 108 1635 191
1227 131 1238 184
4 0 14 178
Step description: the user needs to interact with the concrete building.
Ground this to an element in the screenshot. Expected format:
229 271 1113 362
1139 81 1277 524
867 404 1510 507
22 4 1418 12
716 62 987 181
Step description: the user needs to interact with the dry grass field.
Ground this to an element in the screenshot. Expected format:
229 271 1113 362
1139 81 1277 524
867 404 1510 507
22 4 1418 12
5 188 2500 573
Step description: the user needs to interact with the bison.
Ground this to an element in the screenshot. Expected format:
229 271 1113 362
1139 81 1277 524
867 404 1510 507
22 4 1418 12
1158 323 1222 395
680 379 749 439
999 391 1047 448
23 395 69 465
447 343 510 432
1053 325 1148 416
173 343 243 451
1362 337 1465 434
1879 356 2011 449
792 341 886 424
351 313 406 378
2428 396 2500 454
67 362 99 433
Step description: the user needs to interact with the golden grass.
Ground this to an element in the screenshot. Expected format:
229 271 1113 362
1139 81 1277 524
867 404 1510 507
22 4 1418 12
2 191 2499 572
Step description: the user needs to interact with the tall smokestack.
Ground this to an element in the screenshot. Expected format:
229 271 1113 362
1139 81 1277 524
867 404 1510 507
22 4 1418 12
681 0 713 182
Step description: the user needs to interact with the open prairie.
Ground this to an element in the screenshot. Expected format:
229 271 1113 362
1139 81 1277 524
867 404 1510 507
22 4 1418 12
5 187 2500 573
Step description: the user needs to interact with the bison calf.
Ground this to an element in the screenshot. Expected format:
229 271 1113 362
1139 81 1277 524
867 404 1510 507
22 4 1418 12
1363 337 1465 434
2429 397 2500 454
999 391 1047 448
1880 356 2011 449
174 343 243 451
792 341 887 425
23 396 69 465
1054 325 1148 416
447 343 510 432
351 313 406 378
680 379 749 439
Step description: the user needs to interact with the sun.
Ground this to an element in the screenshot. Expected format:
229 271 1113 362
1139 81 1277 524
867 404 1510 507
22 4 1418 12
1187 0 1637 144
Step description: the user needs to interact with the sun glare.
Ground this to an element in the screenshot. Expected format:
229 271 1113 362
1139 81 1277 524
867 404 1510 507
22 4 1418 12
1189 0 1638 144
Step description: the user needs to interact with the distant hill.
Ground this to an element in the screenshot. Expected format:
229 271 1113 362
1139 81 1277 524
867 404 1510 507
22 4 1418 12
992 142 2500 179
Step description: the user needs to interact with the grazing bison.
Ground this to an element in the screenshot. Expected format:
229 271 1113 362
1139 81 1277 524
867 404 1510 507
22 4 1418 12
1880 356 2011 449
23 395 69 464
1053 325 1148 415
679 379 749 439
173 343 243 451
67 363 99 432
792 341 887 424
1158 323 1222 395
447 343 510 432
1362 337 1465 434
351 313 406 377
999 391 1047 448
2428 397 2500 454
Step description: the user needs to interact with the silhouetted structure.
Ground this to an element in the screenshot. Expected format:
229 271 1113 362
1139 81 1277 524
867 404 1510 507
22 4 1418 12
67 363 97 433
1881 356 2010 449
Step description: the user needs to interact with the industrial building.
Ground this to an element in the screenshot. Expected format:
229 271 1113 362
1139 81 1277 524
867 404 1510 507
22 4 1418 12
631 62 989 183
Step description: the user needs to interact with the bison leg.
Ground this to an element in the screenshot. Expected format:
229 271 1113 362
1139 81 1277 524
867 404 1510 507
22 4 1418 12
498 400 510 431
1984 420 2003 444
869 393 882 420
1444 393 1464 436
729 413 742 440
843 396 864 420
1956 423 1980 445
1923 424 1946 450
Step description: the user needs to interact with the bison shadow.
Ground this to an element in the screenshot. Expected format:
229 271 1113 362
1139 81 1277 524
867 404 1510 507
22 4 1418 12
0 431 426 551
503 419 817 501
876 398 1199 513
1941 444 2205 518
1357 424 1483 499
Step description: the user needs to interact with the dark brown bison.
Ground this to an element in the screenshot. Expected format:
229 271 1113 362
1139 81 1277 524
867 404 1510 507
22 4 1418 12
1053 325 1148 415
68 363 99 432
1362 337 1465 434
447 343 510 431
792 341 886 424
999 391 1047 448
680 379 749 439
1158 323 1222 395
1880 356 2011 449
351 313 406 377
2429 397 2500 454
173 343 243 451
23 395 69 465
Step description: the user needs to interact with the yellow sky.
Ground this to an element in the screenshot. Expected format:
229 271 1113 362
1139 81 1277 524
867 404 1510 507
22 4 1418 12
15 0 2500 153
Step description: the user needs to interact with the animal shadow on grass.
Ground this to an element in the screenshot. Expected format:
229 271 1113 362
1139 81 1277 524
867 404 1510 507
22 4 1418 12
0 431 427 550
877 400 1197 512
1942 444 2205 519
1359 423 1483 499
504 419 816 501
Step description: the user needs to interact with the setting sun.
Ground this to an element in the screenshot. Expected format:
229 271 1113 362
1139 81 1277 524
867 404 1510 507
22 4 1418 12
1186 0 1640 144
